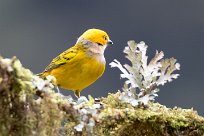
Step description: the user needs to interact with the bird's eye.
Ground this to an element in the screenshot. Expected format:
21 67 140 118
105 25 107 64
103 35 107 40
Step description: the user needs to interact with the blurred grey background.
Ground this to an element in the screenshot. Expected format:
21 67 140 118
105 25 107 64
0 0 204 115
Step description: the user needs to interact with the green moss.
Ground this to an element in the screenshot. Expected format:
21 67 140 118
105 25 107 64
0 57 204 136
0 57 63 136
95 93 204 135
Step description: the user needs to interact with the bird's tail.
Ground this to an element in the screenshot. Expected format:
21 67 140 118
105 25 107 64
36 72 43 77
36 71 49 78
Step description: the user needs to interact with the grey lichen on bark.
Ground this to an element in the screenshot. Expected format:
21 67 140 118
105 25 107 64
0 56 203 136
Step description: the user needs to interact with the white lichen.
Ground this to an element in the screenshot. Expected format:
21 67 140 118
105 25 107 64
31 74 98 134
74 123 84 132
1 58 13 72
110 40 180 107
32 75 55 92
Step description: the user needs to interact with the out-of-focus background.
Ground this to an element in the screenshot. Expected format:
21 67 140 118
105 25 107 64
0 0 204 115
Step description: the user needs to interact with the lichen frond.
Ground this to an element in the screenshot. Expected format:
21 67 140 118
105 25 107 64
110 40 180 107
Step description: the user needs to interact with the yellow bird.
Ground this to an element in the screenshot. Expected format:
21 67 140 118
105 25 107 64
38 28 113 97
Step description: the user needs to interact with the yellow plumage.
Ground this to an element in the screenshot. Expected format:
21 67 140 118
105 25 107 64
39 29 113 97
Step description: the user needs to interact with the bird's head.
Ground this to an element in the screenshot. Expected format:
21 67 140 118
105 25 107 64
77 28 113 46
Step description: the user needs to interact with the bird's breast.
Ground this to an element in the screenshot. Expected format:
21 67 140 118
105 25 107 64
51 53 106 91
82 54 106 79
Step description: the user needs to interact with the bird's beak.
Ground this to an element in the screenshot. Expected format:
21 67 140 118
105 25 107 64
107 40 113 45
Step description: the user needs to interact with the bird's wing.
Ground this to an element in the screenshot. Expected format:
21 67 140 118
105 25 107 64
44 46 78 72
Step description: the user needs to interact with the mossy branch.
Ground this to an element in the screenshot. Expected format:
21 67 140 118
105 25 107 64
0 56 204 136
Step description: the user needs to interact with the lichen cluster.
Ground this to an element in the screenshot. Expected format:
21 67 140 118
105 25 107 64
0 41 204 136
0 57 63 136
